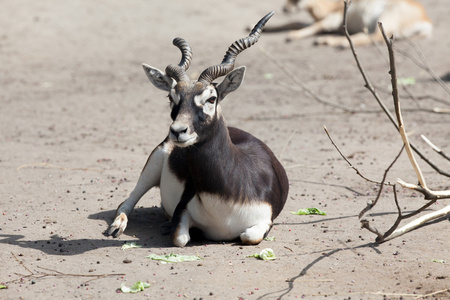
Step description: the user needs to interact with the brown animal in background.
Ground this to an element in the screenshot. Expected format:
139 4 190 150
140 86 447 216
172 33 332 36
276 0 432 47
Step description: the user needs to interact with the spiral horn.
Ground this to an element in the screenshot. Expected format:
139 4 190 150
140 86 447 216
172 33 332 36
165 37 193 82
198 11 274 85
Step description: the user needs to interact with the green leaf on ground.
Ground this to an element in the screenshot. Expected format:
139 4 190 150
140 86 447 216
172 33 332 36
248 248 276 261
121 242 142 250
291 208 326 215
146 253 201 263
120 281 150 293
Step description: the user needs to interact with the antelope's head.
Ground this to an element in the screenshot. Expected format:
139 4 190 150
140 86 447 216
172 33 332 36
283 0 301 13
142 12 274 147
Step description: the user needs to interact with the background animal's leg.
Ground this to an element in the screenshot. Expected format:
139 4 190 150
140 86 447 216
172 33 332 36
314 32 379 48
240 222 272 245
286 22 324 41
286 12 342 42
170 181 196 247
107 145 166 238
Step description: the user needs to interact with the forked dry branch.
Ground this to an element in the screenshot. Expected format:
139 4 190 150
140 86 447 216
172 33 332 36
334 0 450 242
377 23 450 241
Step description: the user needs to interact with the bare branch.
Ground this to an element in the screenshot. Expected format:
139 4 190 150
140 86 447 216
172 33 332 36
378 22 428 189
337 1 450 243
370 22 450 242
382 204 450 242
421 135 450 161
358 146 404 220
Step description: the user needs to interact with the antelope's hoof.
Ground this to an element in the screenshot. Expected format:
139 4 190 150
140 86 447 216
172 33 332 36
240 229 264 245
172 233 190 247
106 213 128 238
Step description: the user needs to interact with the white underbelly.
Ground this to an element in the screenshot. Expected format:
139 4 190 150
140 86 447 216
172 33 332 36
187 193 273 241
158 150 272 241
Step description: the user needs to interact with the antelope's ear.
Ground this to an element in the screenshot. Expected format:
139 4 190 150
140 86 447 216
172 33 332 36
216 66 246 101
142 64 176 91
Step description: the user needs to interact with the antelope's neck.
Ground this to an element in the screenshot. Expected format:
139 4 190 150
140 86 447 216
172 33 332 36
189 119 235 170
186 120 241 197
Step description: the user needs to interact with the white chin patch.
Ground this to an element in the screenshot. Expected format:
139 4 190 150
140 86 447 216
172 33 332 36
170 135 198 147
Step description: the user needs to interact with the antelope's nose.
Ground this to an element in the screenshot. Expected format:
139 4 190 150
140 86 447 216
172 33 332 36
170 125 188 139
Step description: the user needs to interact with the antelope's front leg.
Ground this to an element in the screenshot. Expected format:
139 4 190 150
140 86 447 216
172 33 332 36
171 210 193 247
107 145 166 238
170 183 195 247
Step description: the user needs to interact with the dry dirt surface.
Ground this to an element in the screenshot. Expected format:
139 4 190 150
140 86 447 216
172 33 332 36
1 1 449 299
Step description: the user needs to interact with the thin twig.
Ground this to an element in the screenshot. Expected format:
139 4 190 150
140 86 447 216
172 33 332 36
415 288 450 299
372 83 450 112
421 135 450 161
398 36 450 104
17 162 104 173
323 126 385 185
358 146 404 220
259 47 369 113
278 129 297 160
6 252 126 285
12 253 33 275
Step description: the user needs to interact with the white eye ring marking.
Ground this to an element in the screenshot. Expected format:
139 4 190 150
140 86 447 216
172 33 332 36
194 87 217 117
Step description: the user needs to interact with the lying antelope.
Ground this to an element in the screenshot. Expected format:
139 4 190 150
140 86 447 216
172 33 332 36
277 0 432 47
106 12 289 247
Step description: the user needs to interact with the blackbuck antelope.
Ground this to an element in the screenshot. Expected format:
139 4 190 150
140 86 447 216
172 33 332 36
107 12 289 247
274 0 432 47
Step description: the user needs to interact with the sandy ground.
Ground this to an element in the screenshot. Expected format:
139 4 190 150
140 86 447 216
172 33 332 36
1 0 449 299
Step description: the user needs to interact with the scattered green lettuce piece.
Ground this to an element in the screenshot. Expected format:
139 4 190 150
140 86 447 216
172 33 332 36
0 285 7 289
431 259 446 263
264 236 275 241
121 242 142 250
291 208 326 216
397 77 416 85
120 281 150 293
146 253 200 263
249 248 276 261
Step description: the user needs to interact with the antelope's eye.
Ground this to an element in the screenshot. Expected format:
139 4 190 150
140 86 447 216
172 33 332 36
206 96 216 104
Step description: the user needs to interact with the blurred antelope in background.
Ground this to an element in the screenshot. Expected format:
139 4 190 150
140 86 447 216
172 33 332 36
275 0 432 47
